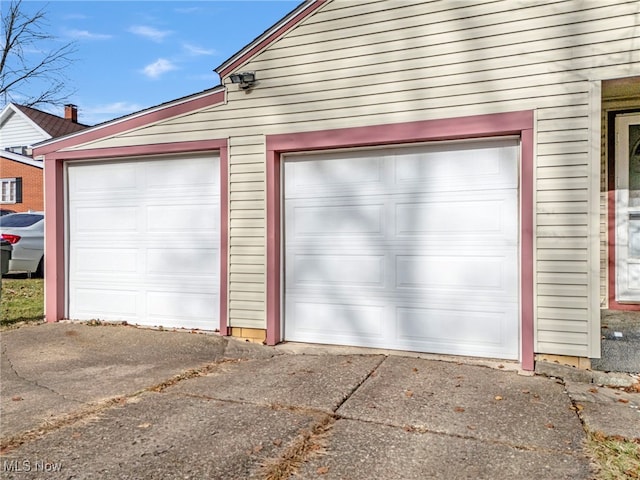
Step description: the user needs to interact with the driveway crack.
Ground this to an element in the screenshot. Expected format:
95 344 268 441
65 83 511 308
1 343 83 404
258 355 387 480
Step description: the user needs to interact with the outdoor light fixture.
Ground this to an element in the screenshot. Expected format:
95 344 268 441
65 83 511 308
229 71 256 90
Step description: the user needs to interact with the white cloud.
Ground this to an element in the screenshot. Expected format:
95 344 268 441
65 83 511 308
62 13 89 20
175 7 201 14
128 25 172 42
82 102 146 124
142 58 178 79
65 29 112 40
183 43 216 56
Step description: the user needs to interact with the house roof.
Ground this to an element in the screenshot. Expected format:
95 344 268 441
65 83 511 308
0 149 44 168
13 104 88 138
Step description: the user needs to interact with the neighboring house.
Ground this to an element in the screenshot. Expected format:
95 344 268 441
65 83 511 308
34 0 640 371
0 150 43 211
0 103 86 211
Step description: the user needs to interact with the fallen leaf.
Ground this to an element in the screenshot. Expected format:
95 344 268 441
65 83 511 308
521 389 530 394
11 396 23 402
317 466 329 475
545 423 555 429
497 364 504 369
403 425 415 432
412 367 418 373
454 406 465 413
494 395 503 401
617 398 629 404
588 388 598 393
253 444 263 453
137 423 152 429
467 425 476 430
71 432 82 439
404 390 414 398
272 439 282 446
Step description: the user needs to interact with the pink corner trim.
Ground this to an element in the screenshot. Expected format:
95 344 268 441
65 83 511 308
219 145 230 335
44 158 65 322
266 110 535 369
520 128 535 371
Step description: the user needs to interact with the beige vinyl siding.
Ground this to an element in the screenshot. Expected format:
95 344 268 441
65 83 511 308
228 135 266 329
62 0 640 356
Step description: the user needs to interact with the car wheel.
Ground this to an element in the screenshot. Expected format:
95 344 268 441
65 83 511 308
35 257 44 278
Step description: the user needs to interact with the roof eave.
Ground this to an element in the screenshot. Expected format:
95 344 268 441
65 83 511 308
33 86 226 156
1 150 44 168
215 0 326 78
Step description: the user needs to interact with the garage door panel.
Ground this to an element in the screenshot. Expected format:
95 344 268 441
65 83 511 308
75 247 138 273
68 155 220 330
285 139 519 360
70 163 138 193
395 252 517 296
146 247 218 275
286 152 384 195
288 299 386 338
288 203 384 237
146 291 216 324
395 196 516 240
394 142 518 192
146 205 218 233
289 253 385 287
396 305 518 358
72 288 138 320
145 158 217 189
74 206 139 233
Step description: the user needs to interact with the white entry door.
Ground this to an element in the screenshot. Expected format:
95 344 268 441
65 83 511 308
284 139 520 360
615 113 640 303
67 155 220 330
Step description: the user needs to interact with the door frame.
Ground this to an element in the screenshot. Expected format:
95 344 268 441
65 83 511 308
612 112 640 305
266 110 535 370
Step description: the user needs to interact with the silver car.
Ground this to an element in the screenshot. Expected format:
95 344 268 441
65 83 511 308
0 212 44 276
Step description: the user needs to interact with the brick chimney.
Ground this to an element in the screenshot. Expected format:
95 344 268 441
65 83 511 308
64 104 78 123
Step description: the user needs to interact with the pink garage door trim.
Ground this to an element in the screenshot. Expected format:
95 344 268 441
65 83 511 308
42 139 229 335
266 110 535 370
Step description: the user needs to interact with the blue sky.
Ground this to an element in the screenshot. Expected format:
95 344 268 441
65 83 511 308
13 1 301 125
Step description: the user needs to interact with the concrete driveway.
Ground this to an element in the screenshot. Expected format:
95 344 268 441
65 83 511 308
0 322 596 479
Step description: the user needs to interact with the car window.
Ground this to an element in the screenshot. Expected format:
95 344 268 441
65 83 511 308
0 214 44 227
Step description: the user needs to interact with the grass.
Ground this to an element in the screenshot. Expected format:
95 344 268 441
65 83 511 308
1 276 45 327
586 431 640 479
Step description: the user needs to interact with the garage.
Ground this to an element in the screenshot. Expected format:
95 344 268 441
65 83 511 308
284 139 520 359
66 154 220 330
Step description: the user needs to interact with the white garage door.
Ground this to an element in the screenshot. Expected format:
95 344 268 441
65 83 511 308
67 155 220 330
284 139 520 359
